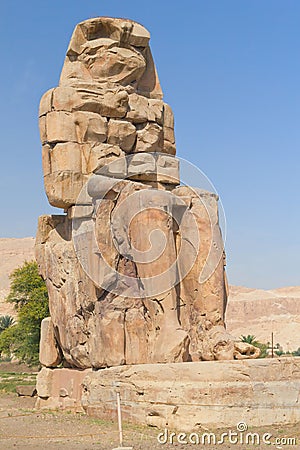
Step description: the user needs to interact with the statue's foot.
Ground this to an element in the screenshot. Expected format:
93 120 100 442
233 341 260 359
201 326 261 360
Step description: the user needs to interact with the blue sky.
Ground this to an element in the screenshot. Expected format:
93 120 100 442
0 1 299 289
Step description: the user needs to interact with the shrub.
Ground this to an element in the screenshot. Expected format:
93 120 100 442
0 261 49 365
0 315 15 333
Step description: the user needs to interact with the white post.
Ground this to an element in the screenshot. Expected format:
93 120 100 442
116 391 123 447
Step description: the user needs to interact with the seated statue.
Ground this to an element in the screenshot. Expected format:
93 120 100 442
36 17 259 369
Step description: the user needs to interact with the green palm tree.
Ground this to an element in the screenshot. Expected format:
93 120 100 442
0 315 15 333
240 335 269 358
240 334 258 346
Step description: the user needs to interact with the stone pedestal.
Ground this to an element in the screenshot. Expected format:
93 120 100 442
36 358 300 430
36 367 91 411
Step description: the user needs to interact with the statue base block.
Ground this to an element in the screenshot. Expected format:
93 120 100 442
36 358 300 430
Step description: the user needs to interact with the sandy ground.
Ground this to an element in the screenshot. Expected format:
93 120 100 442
0 363 298 449
0 392 298 450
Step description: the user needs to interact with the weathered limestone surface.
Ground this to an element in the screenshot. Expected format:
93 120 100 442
16 385 37 397
39 317 62 367
35 358 300 429
36 367 91 411
39 17 175 209
36 17 259 371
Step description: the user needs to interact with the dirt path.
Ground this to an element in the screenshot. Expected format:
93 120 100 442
0 364 298 450
0 392 155 449
0 392 298 450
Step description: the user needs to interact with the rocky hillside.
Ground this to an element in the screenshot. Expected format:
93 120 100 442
0 238 298 351
226 285 300 352
0 238 35 317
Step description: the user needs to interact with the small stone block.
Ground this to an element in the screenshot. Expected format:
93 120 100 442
16 385 37 397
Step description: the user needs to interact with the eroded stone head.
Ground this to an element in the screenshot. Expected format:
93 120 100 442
39 17 176 209
61 17 162 98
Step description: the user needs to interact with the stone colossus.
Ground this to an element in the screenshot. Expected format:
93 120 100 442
36 17 259 370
